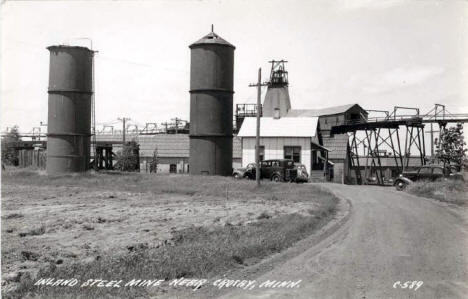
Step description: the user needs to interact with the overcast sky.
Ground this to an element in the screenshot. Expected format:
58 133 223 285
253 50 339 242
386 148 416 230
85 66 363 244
1 0 467 134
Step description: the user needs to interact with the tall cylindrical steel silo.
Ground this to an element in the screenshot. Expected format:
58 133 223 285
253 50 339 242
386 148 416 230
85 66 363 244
189 30 235 176
46 45 94 174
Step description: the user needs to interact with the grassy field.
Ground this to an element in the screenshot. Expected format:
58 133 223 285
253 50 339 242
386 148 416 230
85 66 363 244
1 169 338 299
406 179 468 206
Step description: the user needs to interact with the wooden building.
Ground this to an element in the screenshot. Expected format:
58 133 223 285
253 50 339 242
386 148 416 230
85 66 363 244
94 134 242 174
285 104 368 183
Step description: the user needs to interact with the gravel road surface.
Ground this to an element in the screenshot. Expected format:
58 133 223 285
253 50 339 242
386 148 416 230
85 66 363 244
221 184 468 299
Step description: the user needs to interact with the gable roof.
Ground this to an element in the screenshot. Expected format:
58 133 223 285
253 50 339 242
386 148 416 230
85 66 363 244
237 117 318 137
287 103 368 117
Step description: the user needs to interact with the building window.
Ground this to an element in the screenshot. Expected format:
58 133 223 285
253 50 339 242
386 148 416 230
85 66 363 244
284 146 301 163
169 164 177 173
418 167 431 175
261 160 271 167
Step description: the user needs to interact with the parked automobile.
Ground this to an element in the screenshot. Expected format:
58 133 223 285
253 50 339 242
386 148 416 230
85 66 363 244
394 165 464 191
243 159 298 182
232 163 256 179
294 163 309 183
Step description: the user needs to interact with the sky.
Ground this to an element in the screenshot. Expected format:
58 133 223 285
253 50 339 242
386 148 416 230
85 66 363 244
1 0 468 135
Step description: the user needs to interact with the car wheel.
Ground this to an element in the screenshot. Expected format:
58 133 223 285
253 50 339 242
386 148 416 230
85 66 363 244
395 181 407 191
233 173 240 179
271 174 281 182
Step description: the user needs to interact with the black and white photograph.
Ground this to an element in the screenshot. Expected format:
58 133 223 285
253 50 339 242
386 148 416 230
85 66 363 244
1 0 467 298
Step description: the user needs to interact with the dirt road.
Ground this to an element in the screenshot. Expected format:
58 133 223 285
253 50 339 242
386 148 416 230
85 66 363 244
221 184 468 299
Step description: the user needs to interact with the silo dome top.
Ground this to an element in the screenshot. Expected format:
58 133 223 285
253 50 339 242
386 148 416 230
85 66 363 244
190 31 235 49
47 45 94 53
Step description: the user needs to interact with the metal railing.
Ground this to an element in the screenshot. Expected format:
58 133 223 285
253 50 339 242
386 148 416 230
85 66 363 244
340 113 468 126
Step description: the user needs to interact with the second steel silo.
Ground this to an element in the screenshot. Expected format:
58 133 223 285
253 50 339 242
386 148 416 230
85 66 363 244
189 30 235 176
46 45 94 174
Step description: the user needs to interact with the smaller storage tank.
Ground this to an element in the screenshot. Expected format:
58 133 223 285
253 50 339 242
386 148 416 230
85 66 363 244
189 29 235 175
46 45 94 174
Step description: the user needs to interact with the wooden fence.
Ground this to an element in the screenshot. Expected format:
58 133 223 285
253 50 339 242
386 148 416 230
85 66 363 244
18 149 46 169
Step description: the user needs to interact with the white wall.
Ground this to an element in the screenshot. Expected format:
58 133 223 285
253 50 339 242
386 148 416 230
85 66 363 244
140 160 188 173
242 137 312 173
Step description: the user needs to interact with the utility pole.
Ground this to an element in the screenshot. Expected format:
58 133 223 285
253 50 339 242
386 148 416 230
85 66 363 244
38 122 47 142
249 68 268 187
171 118 181 134
118 117 131 144
32 127 41 141
426 123 440 160
430 123 434 158
161 122 169 133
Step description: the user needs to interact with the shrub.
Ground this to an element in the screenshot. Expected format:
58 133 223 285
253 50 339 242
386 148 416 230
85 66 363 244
114 141 140 172
406 179 468 205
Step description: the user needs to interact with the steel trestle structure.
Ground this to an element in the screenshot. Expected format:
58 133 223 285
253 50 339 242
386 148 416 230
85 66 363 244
332 104 468 185
344 119 424 185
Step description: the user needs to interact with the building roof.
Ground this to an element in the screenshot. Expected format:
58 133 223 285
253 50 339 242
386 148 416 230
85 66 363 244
323 134 349 160
47 45 94 53
139 135 189 158
189 31 235 49
287 103 367 117
237 117 318 137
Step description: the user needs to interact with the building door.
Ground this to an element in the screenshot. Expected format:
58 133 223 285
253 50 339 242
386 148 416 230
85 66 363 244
169 164 177 174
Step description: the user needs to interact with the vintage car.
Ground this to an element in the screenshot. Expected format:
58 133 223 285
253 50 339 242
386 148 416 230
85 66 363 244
242 159 298 182
232 163 256 179
394 165 464 191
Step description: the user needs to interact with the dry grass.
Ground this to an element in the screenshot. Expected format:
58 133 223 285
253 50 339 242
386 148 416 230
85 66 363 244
2 169 320 201
406 179 468 206
3 213 24 220
12 212 336 299
2 168 338 299
18 224 46 237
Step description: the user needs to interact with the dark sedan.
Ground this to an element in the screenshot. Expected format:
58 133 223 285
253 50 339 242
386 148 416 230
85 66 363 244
394 165 463 191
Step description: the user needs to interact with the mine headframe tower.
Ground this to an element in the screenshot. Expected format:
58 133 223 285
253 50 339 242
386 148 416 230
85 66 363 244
234 60 289 132
268 60 289 87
